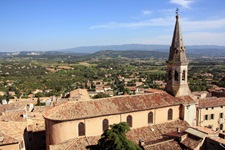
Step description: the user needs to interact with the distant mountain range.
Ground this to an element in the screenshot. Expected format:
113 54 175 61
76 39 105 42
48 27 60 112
58 44 225 56
1 44 225 58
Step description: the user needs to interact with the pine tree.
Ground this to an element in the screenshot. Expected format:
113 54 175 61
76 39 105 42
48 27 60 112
87 122 141 150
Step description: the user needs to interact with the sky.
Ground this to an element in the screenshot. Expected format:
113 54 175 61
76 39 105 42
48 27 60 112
0 0 225 52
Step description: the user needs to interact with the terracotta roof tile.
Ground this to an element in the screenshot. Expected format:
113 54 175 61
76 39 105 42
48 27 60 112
1 109 26 122
44 92 191 121
198 97 225 108
0 121 27 141
181 134 203 149
126 119 190 145
179 95 197 104
144 140 182 150
0 133 19 146
0 103 25 115
27 119 45 132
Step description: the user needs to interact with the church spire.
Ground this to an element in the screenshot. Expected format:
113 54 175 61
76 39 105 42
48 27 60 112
168 8 188 63
165 9 191 97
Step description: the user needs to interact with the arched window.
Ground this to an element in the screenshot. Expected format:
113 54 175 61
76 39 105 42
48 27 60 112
78 122 85 136
102 119 109 131
127 115 132 127
175 71 179 81
220 124 223 130
148 112 153 124
182 70 185 81
168 109 173 120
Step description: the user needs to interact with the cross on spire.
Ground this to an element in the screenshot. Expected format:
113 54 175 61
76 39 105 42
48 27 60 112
176 7 179 15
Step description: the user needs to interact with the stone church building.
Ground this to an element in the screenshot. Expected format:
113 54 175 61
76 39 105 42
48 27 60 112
43 12 199 150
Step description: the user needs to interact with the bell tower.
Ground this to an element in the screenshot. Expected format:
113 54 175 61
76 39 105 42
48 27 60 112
165 9 191 97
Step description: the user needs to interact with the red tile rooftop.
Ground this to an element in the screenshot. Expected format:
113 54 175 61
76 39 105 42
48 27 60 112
191 126 217 135
27 120 45 132
0 103 25 115
43 92 195 121
144 88 163 93
1 109 26 122
181 135 203 149
0 133 19 146
198 97 225 108
144 140 182 150
126 119 190 145
0 121 27 141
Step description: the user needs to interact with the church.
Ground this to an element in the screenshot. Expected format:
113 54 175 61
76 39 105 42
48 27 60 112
43 11 199 150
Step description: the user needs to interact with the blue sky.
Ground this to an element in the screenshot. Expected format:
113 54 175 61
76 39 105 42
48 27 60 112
1 0 225 51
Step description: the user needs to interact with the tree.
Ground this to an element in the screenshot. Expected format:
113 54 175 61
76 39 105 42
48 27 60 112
36 96 45 106
87 122 141 150
93 92 110 99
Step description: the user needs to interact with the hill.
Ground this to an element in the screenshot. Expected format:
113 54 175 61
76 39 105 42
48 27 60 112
58 44 225 57
87 50 169 59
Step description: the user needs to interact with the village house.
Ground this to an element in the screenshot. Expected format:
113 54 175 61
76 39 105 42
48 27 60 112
0 101 49 150
197 97 225 131
67 89 90 101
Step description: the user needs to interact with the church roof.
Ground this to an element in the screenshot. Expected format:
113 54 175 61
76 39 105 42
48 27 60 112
43 92 195 121
168 12 188 63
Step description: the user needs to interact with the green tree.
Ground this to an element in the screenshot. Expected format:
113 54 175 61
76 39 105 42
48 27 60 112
36 96 41 106
87 122 141 150
123 88 130 95
36 96 45 106
93 92 110 99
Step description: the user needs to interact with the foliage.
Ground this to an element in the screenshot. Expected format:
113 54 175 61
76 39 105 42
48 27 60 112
87 122 141 150
35 97 45 106
93 92 110 99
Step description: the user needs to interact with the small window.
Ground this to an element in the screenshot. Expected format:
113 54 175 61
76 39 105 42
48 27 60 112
205 115 208 120
127 115 133 127
211 114 214 120
182 70 185 81
148 112 153 124
102 119 109 131
220 113 223 118
168 109 173 120
174 71 179 81
206 108 208 110
221 106 223 108
78 122 85 136
212 107 214 109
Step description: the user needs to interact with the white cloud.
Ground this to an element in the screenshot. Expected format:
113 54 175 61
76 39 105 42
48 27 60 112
142 10 152 15
90 16 225 33
89 17 174 29
170 0 194 9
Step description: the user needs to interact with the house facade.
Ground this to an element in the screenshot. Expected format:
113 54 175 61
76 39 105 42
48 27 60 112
197 97 225 131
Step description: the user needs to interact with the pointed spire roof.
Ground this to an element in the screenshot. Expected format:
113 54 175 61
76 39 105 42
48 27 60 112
168 9 188 63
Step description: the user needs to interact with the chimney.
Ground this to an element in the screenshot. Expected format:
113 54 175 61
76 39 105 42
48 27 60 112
139 139 145 146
